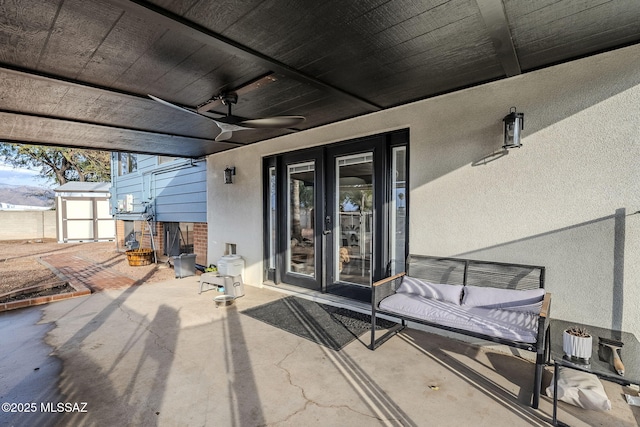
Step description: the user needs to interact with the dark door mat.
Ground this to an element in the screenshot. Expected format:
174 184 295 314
241 296 396 351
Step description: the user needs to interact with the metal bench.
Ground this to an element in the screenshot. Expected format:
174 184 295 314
371 254 551 409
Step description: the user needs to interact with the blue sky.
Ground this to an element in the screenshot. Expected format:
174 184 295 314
0 163 54 188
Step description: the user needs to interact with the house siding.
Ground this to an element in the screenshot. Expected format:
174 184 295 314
206 43 640 339
111 156 207 222
112 155 208 264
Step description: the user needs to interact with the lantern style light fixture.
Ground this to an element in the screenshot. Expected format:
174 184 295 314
503 107 524 149
224 166 236 184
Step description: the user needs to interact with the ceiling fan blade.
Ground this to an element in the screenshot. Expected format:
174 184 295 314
215 130 234 142
150 94 248 142
213 120 252 141
150 92 304 141
148 94 202 117
239 116 306 129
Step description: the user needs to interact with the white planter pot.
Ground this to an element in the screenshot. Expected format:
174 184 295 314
563 330 592 362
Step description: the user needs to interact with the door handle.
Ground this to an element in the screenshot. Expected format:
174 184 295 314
323 216 332 235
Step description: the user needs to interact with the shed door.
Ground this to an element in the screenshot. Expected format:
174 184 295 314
61 197 114 242
63 198 94 241
95 198 115 241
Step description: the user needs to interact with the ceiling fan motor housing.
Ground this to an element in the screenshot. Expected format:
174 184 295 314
220 92 238 105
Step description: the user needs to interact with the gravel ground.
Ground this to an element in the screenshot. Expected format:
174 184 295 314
0 239 177 296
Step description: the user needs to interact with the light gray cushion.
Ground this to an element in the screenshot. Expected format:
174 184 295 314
545 367 611 411
396 275 463 305
379 293 539 343
462 286 545 313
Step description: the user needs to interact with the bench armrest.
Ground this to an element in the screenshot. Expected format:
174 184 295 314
540 292 551 318
371 272 405 308
370 272 406 350
372 272 405 287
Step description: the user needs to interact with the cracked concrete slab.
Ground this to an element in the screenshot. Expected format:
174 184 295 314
1 278 638 426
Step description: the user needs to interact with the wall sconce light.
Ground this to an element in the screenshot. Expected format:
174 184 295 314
224 166 236 184
503 107 524 149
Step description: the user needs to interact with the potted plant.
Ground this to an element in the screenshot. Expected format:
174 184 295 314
563 326 592 363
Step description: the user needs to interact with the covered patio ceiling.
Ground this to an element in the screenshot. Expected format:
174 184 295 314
1 0 639 158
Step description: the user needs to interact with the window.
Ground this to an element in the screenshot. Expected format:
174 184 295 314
390 146 407 275
268 166 277 270
118 153 138 175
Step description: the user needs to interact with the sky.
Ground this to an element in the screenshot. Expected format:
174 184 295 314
0 163 54 188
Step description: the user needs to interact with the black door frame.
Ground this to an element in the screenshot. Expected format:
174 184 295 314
263 129 409 298
324 135 386 291
278 148 325 290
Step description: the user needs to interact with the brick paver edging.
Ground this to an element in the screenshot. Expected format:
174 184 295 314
0 253 138 313
0 284 91 312
0 255 91 312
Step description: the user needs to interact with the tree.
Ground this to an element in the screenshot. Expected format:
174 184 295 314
289 179 315 242
0 143 111 185
340 188 372 212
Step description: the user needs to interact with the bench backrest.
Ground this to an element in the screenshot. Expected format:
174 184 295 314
406 255 545 290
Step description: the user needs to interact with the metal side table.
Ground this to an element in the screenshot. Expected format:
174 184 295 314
550 319 639 426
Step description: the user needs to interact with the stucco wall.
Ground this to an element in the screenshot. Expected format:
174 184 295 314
207 44 640 337
0 210 57 240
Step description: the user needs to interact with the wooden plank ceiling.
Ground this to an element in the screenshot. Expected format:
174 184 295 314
1 0 639 157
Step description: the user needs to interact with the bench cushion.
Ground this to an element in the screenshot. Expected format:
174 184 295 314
379 293 539 343
396 275 463 305
462 285 545 313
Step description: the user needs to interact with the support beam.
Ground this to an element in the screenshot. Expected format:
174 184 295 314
476 0 521 77
0 64 157 106
0 107 231 145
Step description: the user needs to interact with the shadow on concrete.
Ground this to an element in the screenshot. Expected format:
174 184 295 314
241 297 417 426
0 307 65 427
220 306 266 426
1 267 172 425
398 328 550 426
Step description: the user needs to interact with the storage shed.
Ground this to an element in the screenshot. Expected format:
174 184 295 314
55 182 115 243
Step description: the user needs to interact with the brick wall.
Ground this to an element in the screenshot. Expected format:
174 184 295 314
193 222 208 266
153 222 165 256
115 220 207 265
116 220 159 253
139 222 149 249
116 220 126 248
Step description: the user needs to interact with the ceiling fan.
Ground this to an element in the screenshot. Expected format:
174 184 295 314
148 74 305 142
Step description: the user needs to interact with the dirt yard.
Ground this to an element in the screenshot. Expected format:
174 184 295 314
0 239 177 296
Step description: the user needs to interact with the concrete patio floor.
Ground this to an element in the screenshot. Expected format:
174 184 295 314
1 277 639 426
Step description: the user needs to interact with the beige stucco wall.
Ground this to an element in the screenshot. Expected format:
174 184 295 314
0 210 57 240
207 43 640 337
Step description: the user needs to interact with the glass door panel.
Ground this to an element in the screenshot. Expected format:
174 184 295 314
390 146 407 275
335 153 373 286
266 165 277 281
287 161 316 277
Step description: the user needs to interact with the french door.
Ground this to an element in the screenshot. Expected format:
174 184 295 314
323 137 386 299
277 149 324 290
264 130 408 300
